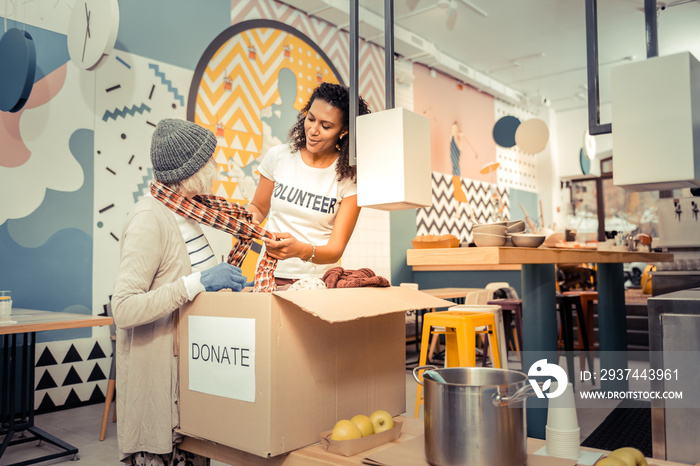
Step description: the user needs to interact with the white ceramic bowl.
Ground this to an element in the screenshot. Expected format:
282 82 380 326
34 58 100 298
506 220 526 234
511 233 546 248
473 224 507 236
473 232 507 247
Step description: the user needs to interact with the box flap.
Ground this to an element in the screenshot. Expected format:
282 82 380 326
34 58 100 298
272 287 454 323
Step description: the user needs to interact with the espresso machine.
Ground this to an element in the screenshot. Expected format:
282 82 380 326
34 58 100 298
648 194 700 463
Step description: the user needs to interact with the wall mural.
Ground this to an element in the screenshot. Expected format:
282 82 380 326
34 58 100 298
0 22 114 412
186 20 342 277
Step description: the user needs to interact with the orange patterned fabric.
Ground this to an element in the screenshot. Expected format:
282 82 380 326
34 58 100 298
151 181 277 292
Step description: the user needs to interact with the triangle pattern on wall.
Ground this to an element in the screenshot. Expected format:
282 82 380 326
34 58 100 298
36 347 58 367
89 385 106 403
88 341 107 360
36 370 58 390
87 363 107 382
62 366 83 386
37 393 57 411
64 389 83 408
34 337 112 414
62 344 83 364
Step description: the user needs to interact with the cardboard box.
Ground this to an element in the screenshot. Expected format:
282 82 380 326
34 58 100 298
177 287 452 458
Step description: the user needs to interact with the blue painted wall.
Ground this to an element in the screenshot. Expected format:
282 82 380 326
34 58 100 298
115 0 231 71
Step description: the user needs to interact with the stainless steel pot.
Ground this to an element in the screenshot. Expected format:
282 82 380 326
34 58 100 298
413 365 534 466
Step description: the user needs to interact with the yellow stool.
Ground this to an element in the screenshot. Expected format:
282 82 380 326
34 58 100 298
414 308 503 417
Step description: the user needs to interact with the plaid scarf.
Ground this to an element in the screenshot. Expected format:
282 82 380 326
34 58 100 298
151 181 277 292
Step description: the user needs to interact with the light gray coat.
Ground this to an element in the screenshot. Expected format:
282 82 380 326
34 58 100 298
111 196 191 461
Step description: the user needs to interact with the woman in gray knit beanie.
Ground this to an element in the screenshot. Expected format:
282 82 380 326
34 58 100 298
112 119 247 465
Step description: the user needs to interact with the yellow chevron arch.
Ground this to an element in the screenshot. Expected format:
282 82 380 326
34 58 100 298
190 21 341 280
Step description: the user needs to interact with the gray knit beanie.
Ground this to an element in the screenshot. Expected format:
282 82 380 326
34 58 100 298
150 119 217 182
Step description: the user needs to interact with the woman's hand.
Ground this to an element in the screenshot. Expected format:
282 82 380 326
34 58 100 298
264 232 306 260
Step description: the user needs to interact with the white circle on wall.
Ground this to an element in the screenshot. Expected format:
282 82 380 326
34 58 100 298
67 0 119 70
514 118 549 154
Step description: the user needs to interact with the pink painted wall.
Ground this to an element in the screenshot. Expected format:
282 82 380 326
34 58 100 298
413 64 497 183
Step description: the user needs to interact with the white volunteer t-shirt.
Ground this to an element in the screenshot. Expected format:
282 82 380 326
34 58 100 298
257 144 357 279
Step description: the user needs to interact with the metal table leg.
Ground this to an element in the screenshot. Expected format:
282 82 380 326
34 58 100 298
1 332 80 465
596 262 629 392
521 264 559 440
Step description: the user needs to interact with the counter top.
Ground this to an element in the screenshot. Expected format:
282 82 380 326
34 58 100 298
0 308 113 335
180 415 694 466
407 246 674 271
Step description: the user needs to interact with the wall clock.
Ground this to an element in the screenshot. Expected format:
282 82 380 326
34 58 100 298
0 28 37 113
67 0 120 70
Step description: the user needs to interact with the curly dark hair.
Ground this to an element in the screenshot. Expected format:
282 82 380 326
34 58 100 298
288 82 371 182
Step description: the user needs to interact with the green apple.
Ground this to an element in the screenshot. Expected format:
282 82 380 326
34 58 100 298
608 447 648 466
369 410 394 433
350 414 374 437
330 419 362 441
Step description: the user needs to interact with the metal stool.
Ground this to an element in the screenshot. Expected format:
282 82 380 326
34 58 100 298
556 294 594 388
562 291 598 350
486 298 523 361
414 306 503 417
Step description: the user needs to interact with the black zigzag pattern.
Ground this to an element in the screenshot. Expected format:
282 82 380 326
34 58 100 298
416 172 510 243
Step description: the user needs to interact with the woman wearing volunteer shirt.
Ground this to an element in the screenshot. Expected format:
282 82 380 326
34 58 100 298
247 82 371 286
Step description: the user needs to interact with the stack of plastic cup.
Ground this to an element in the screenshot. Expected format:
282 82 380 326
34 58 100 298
545 382 580 460
0 291 12 323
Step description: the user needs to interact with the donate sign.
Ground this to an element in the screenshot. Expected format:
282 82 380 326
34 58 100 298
188 315 256 402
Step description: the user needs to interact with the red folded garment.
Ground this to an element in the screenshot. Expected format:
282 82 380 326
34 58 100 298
322 267 391 288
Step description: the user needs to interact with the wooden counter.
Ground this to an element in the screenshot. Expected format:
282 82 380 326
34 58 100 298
407 246 673 271
180 415 693 466
0 308 113 334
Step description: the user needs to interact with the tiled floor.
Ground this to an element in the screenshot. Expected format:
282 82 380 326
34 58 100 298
2 351 637 466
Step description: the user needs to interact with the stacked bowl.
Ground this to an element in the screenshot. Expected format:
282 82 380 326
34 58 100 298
472 222 507 247
472 220 527 247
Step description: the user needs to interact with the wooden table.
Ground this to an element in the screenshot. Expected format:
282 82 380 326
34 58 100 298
407 247 674 438
419 287 483 300
181 415 693 466
1 309 113 465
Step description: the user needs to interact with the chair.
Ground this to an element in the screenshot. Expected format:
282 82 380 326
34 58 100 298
415 305 503 417
100 301 117 441
427 290 492 363
561 290 598 350
486 298 523 361
556 294 594 388
485 282 519 299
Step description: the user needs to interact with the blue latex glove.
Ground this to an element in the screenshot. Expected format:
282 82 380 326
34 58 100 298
200 263 248 292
